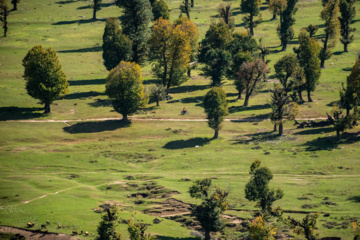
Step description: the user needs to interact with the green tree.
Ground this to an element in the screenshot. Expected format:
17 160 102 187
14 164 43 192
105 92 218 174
319 0 340 68
92 0 102 20
229 52 253 99
150 84 166 106
105 61 147 122
128 213 155 240
189 178 229 240
339 0 356 52
270 84 299 135
274 54 302 93
238 59 269 107
22 45 69 114
277 0 298 51
240 0 262 36
0 0 9 37
227 32 258 55
245 160 284 214
202 49 232 87
287 213 319 240
331 105 353 140
180 0 190 19
11 0 19 10
116 0 153 65
95 206 122 240
102 18 132 71
152 0 169 20
203 87 229 139
249 215 277 240
341 56 360 117
268 0 286 21
218 4 234 29
297 30 321 102
304 24 319 38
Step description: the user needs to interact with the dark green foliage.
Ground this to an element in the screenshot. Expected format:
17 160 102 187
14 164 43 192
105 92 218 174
340 57 360 116
92 0 102 19
331 105 353 140
180 0 190 19
245 160 284 214
202 49 232 87
240 0 261 35
218 4 234 29
304 24 319 38
274 54 302 93
227 32 258 55
96 207 122 240
150 84 166 106
128 213 155 240
339 0 356 52
286 213 319 240
152 0 169 20
277 0 298 51
102 18 132 71
229 52 253 99
258 38 270 64
11 0 19 10
116 0 153 65
203 87 229 139
22 45 69 114
189 178 212 198
0 0 9 37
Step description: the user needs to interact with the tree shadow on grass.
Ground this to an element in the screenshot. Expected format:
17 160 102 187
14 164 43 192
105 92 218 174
168 85 209 94
347 195 360 203
88 98 112 107
68 78 105 86
163 137 211 150
235 22 246 28
294 127 334 135
77 2 114 9
63 120 130 134
64 91 105 100
143 79 161 85
228 103 271 114
58 46 102 53
167 96 203 105
52 18 106 25
157 237 195 240
302 131 360 151
232 131 280 144
55 0 82 4
0 107 44 121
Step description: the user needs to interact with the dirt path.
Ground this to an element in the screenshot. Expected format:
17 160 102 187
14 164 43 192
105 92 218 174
0 226 78 240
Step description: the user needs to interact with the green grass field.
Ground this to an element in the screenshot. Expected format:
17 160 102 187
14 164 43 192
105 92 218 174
1 0 360 239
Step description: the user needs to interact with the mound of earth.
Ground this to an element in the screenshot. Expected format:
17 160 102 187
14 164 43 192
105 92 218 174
0 226 79 240
144 198 192 217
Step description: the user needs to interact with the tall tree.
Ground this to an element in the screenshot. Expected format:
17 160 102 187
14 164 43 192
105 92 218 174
297 31 321 102
128 213 156 240
152 0 169 20
102 18 132 71
274 54 302 93
238 59 269 107
287 213 319 240
191 0 194 7
95 206 122 240
202 49 232 87
229 52 253 99
268 0 286 20
218 4 234 29
11 0 18 11
189 178 229 240
0 0 9 37
319 0 340 68
249 216 277 240
22 45 69 114
105 61 147 122
339 0 356 52
203 87 229 139
116 0 153 65
240 0 262 36
180 0 190 19
245 160 284 215
150 84 166 106
304 24 319 38
277 0 298 51
92 0 102 20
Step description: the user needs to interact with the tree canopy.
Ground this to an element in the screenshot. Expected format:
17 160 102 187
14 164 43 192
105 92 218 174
339 0 356 52
0 0 9 37
152 0 169 21
240 0 262 35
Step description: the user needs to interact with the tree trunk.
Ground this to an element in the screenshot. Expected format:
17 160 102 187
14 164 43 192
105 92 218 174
336 130 341 141
273 124 277 132
249 14 254 36
191 0 194 7
3 10 8 37
156 100 159 106
307 90 313 102
213 130 219 139
13 2 17 10
122 113 129 122
187 68 191 78
93 8 97 20
243 93 250 107
44 103 51 114
238 91 242 99
320 58 325 69
346 108 350 117
298 90 304 102
185 0 190 19
204 230 211 240
162 59 168 86
272 13 277 20
279 122 283 136
344 43 348 53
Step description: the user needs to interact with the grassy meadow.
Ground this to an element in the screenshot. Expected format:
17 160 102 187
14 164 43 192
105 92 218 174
1 0 360 239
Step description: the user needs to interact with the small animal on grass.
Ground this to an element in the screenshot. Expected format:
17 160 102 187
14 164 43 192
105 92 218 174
85 231 89 236
80 230 83 235
57 224 61 229
72 230 78 235
46 220 50 225
41 224 46 229
27 222 34 228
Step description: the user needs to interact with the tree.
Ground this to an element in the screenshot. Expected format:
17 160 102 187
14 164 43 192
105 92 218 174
152 0 169 21
249 215 277 240
102 18 132 71
270 84 299 135
229 52 253 99
341 56 360 116
331 105 353 140
203 87 229 139
150 84 166 106
339 0 356 52
11 0 18 11
274 54 303 93
202 49 232 87
245 160 284 215
218 4 234 29
189 178 229 240
240 0 262 36
92 0 102 20
116 0 153 65
22 45 69 114
297 30 321 102
304 24 319 38
268 0 286 20
128 213 155 240
227 32 258 55
277 0 298 51
95 206 122 240
319 0 340 68
287 213 319 240
0 0 9 37
148 18 192 90
180 0 190 19
237 59 269 107
105 61 147 122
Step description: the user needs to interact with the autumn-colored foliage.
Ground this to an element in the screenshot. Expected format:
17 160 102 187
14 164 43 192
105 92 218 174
249 215 277 240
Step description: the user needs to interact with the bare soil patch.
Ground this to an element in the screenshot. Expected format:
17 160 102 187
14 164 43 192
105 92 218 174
0 226 79 240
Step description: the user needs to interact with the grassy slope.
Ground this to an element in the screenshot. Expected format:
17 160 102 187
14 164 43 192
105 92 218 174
0 0 360 239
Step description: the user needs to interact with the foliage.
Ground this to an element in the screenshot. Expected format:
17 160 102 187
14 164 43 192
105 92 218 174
95 206 122 240
116 0 153 65
128 213 156 240
227 32 258 56
339 0 356 52
22 45 68 114
92 0 102 19
297 30 321 102
274 54 303 93
240 0 262 35
180 0 190 19
203 87 229 139
148 17 193 89
11 0 19 10
249 159 261 174
331 105 353 140
249 215 277 240
102 18 132 71
189 178 229 240
237 58 269 107
277 0 298 51
268 0 286 20
258 38 270 64
287 213 319 240
352 222 360 240
319 0 340 68
152 0 169 20
105 61 147 122
218 4 234 29
202 48 232 87
341 57 360 116
150 84 166 106
245 160 284 214
304 24 319 38
0 0 9 37
230 52 253 99
270 84 299 135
